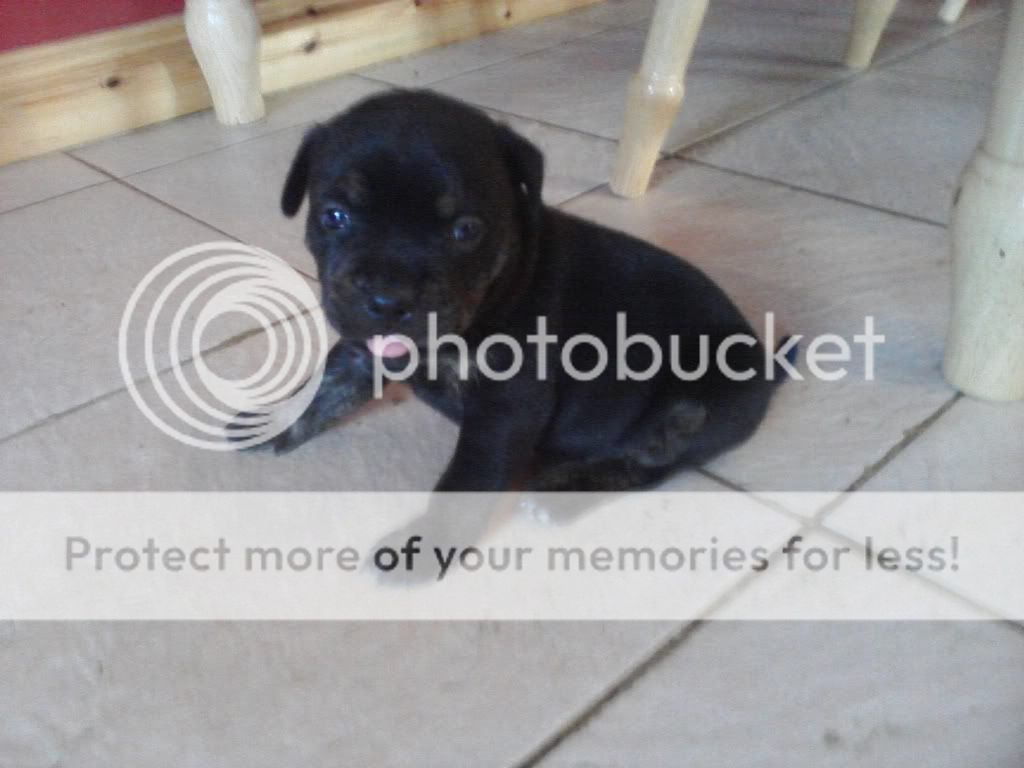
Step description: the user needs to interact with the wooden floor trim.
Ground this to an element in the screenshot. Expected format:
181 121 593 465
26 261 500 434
0 0 602 166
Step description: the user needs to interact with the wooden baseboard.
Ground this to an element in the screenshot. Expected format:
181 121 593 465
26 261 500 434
0 0 602 166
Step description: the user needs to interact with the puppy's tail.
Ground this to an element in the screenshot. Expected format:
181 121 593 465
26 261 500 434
771 335 800 384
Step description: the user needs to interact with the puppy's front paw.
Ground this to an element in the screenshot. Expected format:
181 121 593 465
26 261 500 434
224 413 309 454
370 507 490 587
370 523 447 586
519 494 592 526
520 495 553 524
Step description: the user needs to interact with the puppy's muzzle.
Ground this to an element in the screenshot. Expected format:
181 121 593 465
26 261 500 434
363 293 412 324
332 275 419 333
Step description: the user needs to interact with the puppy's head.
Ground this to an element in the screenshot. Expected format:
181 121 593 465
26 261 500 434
282 90 544 350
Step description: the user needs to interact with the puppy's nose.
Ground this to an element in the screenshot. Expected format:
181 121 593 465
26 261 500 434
364 293 412 323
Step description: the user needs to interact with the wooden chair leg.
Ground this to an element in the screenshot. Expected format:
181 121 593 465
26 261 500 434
844 0 899 69
610 0 709 198
938 0 970 24
185 0 266 125
944 0 1024 400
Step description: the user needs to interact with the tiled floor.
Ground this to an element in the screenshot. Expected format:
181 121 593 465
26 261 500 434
2 0 1022 765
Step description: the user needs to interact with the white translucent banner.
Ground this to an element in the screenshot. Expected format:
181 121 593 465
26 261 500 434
1 493 1019 620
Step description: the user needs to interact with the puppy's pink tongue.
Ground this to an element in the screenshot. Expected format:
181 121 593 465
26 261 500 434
367 335 413 358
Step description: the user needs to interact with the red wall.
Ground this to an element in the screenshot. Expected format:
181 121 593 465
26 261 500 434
0 0 185 53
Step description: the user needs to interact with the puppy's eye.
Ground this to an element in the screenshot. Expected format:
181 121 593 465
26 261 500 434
451 216 484 245
320 206 352 231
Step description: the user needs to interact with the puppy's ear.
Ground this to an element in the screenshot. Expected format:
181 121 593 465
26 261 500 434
497 125 544 209
281 125 324 217
497 126 544 255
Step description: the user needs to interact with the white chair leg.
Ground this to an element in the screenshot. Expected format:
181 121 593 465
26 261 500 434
944 0 1024 401
938 0 970 24
844 0 899 69
185 0 266 125
611 0 709 198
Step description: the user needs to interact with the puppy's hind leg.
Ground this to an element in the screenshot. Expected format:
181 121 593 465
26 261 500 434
531 398 709 489
624 397 708 468
523 398 708 523
522 458 667 525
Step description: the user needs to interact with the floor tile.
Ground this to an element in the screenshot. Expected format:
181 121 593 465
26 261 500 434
0 623 116 768
359 13 607 87
70 76 387 178
0 621 676 768
536 618 1024 768
860 398 1024 491
433 12 850 151
687 18 1004 223
0 153 107 214
0 181 254 441
124 125 315 274
562 160 954 492
125 108 616 276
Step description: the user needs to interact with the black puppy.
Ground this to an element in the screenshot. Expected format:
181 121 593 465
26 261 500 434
250 90 787 493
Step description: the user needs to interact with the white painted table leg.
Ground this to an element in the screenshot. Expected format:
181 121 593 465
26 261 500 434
844 0 899 69
610 0 709 198
938 0 970 24
185 0 265 125
944 0 1024 401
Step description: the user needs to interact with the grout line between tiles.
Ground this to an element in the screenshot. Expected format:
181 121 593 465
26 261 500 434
684 157 949 227
553 181 609 209
358 0 676 94
813 393 962 520
673 69 864 158
701 392 962 518
510 521 817 768
486 105 620 144
0 174 110 218
0 305 317 449
402 40 854 153
697 468 811 525
813 522 1018 622
772 515 1022 626
354 20 616 90
109 120 318 180
71 155 241 236
72 154 319 281
364 86 623 150
511 620 709 768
